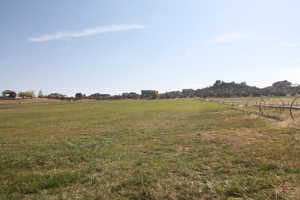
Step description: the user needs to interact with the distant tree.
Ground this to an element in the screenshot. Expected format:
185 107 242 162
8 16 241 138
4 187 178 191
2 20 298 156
141 90 159 99
2 90 17 98
272 80 292 88
240 82 247 87
160 91 182 99
213 80 222 88
38 90 44 98
47 93 67 99
122 93 129 99
88 93 110 100
123 92 140 99
182 89 194 98
75 93 83 99
110 95 123 100
128 92 140 99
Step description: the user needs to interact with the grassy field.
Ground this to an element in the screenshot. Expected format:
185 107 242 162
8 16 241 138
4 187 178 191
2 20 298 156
0 99 300 200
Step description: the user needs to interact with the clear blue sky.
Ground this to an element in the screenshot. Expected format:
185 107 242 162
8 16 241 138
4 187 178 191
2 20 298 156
1 0 300 96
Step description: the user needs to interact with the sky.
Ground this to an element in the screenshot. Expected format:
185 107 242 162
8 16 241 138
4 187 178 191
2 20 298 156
1 0 300 96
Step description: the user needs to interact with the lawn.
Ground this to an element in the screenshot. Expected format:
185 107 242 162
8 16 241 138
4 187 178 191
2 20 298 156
0 99 300 200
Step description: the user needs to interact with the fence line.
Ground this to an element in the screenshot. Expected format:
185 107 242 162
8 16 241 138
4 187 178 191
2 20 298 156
201 96 300 121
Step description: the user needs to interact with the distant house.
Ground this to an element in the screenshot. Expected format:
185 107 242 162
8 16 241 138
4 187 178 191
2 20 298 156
141 90 159 99
1 90 17 99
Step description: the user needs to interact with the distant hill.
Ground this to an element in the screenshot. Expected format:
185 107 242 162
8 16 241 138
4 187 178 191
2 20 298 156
160 80 300 98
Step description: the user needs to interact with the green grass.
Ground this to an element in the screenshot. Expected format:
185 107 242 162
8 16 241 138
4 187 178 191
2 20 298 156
0 99 300 200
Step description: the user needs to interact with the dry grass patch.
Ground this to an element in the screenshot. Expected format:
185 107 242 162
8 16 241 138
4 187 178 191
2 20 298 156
198 130 265 149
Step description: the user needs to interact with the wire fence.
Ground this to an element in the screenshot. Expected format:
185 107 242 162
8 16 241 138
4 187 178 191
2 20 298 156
201 96 300 121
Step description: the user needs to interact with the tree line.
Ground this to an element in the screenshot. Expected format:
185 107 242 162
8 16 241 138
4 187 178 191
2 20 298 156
1 80 300 100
